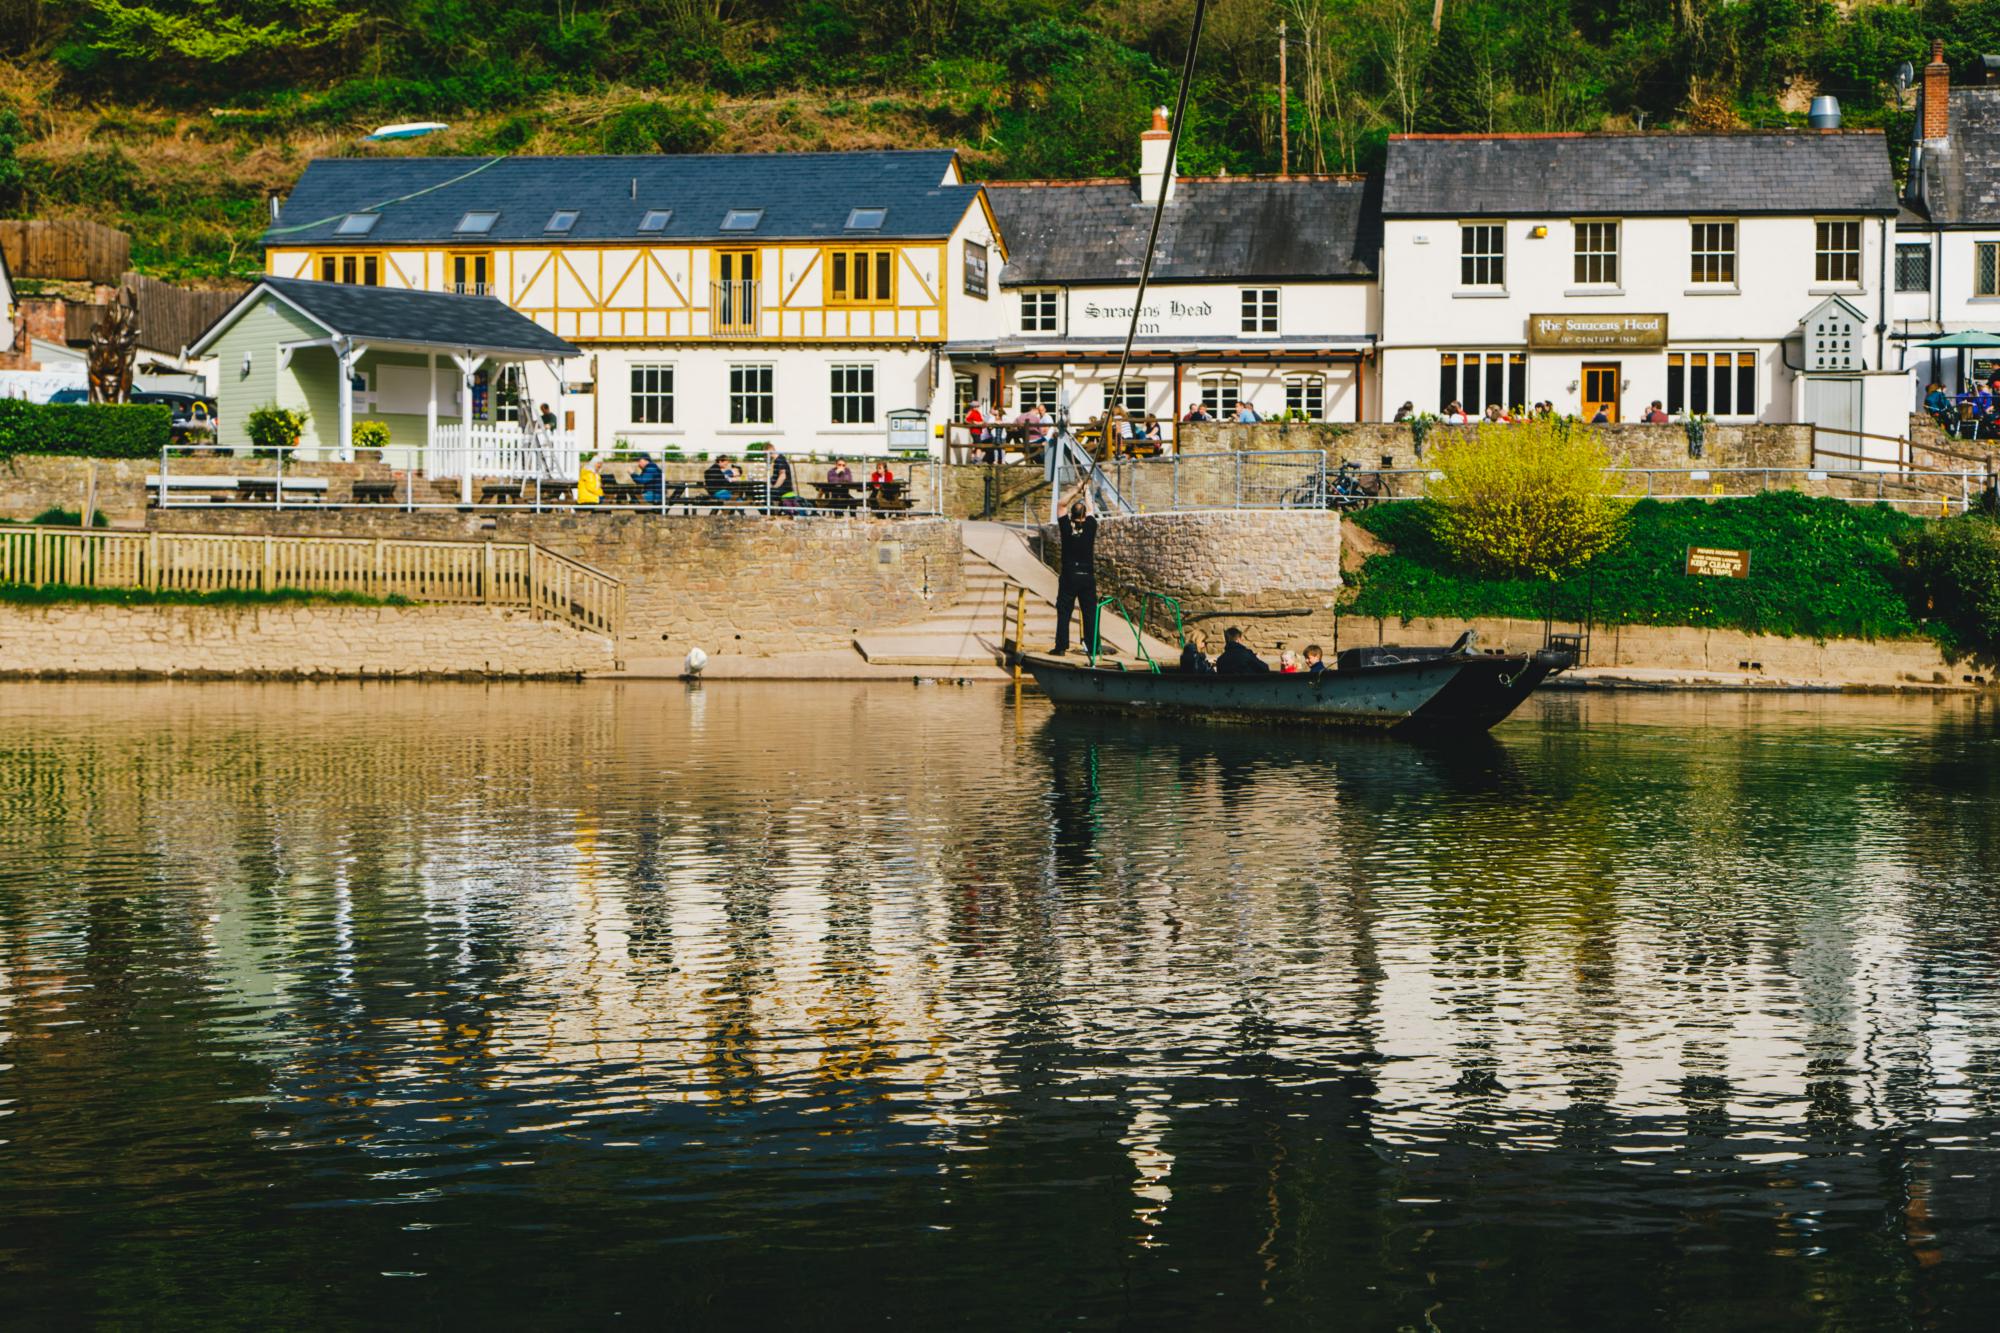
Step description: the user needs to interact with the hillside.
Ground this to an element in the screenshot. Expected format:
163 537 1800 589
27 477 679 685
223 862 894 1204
0 1 1988 284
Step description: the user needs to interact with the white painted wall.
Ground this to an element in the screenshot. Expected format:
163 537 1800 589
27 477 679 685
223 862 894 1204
1003 279 1373 342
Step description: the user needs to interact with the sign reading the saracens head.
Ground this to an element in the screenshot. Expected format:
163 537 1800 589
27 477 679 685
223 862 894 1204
1528 314 1669 350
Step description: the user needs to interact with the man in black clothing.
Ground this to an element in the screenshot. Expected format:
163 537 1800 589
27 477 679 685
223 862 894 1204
1215 627 1270 674
1053 495 1098 655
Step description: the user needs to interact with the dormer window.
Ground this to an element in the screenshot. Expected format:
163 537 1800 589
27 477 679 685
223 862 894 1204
638 209 672 232
544 210 579 233
721 208 763 232
455 210 499 235
334 212 380 236
846 207 887 231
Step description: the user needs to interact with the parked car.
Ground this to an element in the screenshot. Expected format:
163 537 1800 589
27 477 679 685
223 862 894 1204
40 387 220 442
45 387 89 404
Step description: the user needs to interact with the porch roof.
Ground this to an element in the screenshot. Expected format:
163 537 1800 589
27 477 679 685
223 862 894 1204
191 276 580 360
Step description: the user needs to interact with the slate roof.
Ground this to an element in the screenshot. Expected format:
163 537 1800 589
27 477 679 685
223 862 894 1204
1909 86 2000 226
194 276 579 358
985 177 1379 285
1381 132 1898 217
266 151 980 246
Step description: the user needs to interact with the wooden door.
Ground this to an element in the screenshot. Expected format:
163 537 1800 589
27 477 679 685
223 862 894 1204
1582 362 1621 422
716 251 757 333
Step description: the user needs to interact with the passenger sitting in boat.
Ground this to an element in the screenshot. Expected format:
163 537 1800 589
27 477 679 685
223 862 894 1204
1279 650 1300 673
1179 630 1213 674
1303 644 1327 675
1216 627 1270 674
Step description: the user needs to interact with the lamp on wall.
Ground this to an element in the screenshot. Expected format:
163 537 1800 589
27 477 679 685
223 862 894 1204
1567 380 1579 392
240 352 252 378
1530 225 1549 239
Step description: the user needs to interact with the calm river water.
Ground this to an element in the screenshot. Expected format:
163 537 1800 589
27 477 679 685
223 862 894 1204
2 683 1998 1328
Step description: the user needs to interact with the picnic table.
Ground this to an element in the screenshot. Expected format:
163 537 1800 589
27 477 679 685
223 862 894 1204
811 480 863 510
351 480 399 504
479 482 524 505
868 479 912 512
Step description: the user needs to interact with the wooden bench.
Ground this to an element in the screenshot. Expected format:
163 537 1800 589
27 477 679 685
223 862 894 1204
351 480 400 504
235 477 329 504
479 483 525 505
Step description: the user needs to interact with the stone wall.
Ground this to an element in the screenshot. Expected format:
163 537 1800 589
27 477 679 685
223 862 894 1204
1073 510 1346 651
0 602 612 678
1179 419 1818 475
0 452 448 522
148 507 964 657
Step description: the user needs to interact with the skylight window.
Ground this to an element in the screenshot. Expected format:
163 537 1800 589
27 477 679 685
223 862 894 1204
720 208 763 232
455 210 499 235
545 210 579 233
638 209 672 232
335 212 380 236
845 207 887 231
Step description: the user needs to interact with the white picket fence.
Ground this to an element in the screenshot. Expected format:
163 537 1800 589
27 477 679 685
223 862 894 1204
428 424 580 482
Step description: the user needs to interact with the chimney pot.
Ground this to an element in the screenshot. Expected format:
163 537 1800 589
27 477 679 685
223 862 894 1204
1923 40 1952 140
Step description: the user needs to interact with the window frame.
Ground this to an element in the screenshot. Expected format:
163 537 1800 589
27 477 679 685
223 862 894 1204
1016 378 1060 413
1285 374 1326 421
334 213 380 237
448 251 493 297
826 248 897 306
1976 242 2000 298
1020 290 1059 334
1895 242 1932 293
314 252 381 286
1459 222 1506 290
829 363 877 425
727 363 775 426
1572 219 1620 288
1240 287 1279 334
1104 378 1147 415
1435 352 1524 415
493 365 523 424
454 210 500 236
637 209 672 233
845 207 888 232
1200 373 1243 417
630 363 675 426
953 373 977 420
1689 219 1738 288
720 208 764 233
544 210 580 234
1666 349 1758 418
1814 218 1863 288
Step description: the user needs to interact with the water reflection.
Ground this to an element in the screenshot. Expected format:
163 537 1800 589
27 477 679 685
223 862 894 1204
1 683 1997 1326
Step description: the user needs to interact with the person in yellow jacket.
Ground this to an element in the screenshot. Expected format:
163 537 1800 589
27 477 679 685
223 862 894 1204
576 457 603 505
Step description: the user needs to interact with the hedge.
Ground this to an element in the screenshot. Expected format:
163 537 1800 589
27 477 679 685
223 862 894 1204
0 398 173 460
1897 514 2000 662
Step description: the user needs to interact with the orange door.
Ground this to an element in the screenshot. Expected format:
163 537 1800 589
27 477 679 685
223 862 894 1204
1582 362 1621 422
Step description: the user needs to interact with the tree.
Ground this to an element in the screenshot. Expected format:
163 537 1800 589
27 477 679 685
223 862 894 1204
1427 417 1631 580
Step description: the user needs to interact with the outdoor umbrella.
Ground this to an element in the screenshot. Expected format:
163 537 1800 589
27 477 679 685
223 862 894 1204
1915 330 2000 393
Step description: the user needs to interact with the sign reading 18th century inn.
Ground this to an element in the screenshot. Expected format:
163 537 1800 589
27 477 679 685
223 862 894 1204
1527 314 1669 350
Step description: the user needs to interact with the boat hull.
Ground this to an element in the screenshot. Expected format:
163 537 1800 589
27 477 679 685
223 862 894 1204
1022 651 1545 733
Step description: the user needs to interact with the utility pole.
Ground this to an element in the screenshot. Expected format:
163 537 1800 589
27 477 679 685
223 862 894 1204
1278 19 1289 176
1432 0 1445 35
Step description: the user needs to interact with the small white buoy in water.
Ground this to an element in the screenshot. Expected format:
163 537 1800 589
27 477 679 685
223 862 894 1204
683 647 708 677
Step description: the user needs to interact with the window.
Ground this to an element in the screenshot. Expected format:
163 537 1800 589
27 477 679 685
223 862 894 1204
1021 290 1058 333
1201 374 1242 417
1285 375 1325 421
1241 288 1279 333
1666 351 1757 417
334 213 379 236
449 253 491 296
1815 219 1862 285
954 374 977 419
631 364 674 425
316 253 379 286
828 249 895 305
1978 242 2000 298
638 209 672 232
455 211 499 235
493 366 522 424
1460 223 1505 288
1690 221 1737 286
1896 243 1931 293
830 364 876 424
1017 378 1060 412
728 364 774 425
846 207 887 231
544 210 579 233
721 208 763 232
1436 352 1525 414
1573 220 1619 286
1104 379 1146 415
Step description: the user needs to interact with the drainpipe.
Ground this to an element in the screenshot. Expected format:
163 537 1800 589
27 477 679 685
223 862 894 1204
1878 214 1891 367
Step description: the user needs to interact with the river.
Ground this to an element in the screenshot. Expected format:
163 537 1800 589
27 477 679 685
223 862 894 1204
1 683 1997 1328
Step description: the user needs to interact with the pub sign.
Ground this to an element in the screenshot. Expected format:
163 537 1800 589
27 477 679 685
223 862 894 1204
1528 314 1669 350
963 240 989 299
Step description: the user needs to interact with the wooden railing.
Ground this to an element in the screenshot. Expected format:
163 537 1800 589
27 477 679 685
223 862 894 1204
0 526 625 639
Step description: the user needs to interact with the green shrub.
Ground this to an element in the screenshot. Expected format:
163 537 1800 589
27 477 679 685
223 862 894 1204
245 404 307 452
1897 514 2000 661
0 398 172 459
598 101 719 155
1427 417 1631 580
351 419 392 451
28 507 110 528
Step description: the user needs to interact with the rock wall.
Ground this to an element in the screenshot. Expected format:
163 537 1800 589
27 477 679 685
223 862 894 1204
0 603 612 678
0 453 445 522
1178 420 1819 475
148 508 964 657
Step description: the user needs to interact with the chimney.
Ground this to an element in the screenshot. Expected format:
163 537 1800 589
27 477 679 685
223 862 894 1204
1139 106 1175 204
1922 39 1951 141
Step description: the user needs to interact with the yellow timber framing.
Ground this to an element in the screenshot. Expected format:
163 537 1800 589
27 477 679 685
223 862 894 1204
823 247 896 306
307 251 384 286
446 250 495 295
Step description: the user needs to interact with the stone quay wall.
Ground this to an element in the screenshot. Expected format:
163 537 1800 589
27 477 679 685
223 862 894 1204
148 508 964 657
0 453 451 523
0 603 611 679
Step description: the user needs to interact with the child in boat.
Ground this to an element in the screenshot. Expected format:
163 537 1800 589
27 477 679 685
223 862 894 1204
1279 650 1300 673
1179 630 1213 674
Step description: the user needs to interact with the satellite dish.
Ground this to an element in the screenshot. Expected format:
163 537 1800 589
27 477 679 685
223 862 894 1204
1896 61 1915 93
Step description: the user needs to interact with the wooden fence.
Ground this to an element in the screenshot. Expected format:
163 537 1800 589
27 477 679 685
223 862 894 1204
0 526 625 639
0 220 131 286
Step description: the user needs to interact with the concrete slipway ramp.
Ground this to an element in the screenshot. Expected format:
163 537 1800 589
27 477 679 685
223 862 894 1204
852 521 1174 668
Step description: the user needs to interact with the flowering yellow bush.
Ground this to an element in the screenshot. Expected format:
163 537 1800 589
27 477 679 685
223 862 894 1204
1427 418 1631 580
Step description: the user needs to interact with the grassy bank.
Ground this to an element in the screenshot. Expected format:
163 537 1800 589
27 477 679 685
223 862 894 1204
1346 493 1929 642
0 583 412 609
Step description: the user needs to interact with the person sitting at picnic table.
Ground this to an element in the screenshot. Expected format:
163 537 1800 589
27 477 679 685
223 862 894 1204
576 457 603 506
1642 400 1670 424
1482 404 1507 424
1216 627 1269 674
1303 644 1328 675
1179 630 1214 674
869 460 895 486
1392 401 1415 422
1925 382 1953 423
1182 402 1212 424
1444 400 1470 424
1589 405 1612 424
1235 402 1262 424
1017 403 1051 445
826 458 853 485
704 455 735 501
630 452 664 505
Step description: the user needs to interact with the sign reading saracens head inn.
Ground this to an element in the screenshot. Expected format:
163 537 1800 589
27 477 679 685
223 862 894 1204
1527 314 1669 350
